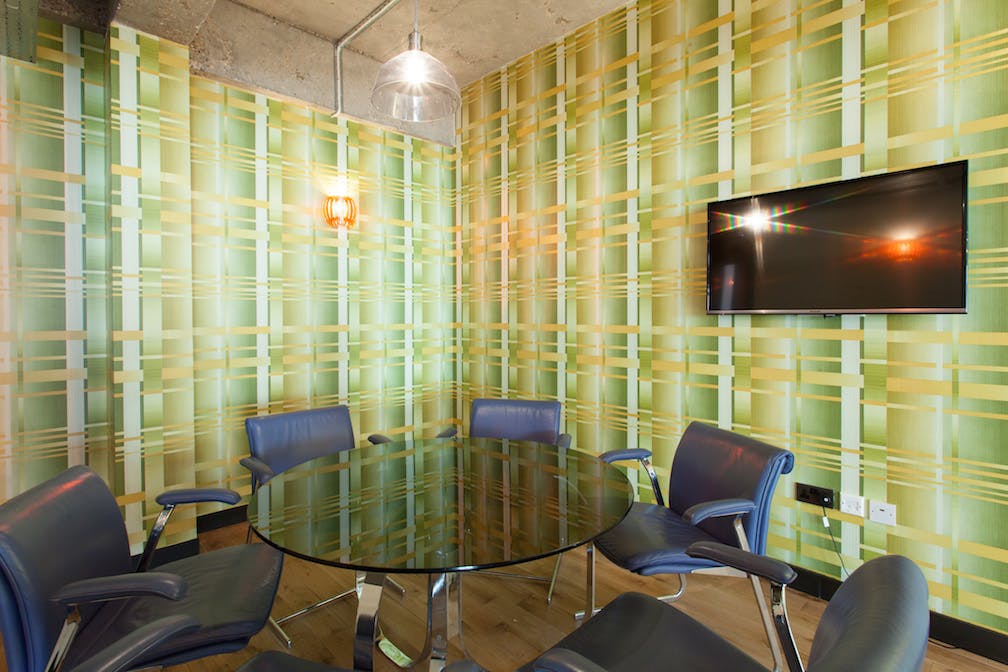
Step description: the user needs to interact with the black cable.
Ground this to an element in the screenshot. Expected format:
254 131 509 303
821 504 849 579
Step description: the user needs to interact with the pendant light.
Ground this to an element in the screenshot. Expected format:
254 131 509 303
370 0 460 122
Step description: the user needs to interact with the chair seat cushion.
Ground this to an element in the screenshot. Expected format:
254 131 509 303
68 543 283 668
520 592 767 672
593 503 723 575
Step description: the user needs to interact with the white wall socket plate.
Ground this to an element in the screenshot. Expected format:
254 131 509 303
839 492 865 517
869 500 897 526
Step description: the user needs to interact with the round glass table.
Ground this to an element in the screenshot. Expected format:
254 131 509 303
247 436 634 671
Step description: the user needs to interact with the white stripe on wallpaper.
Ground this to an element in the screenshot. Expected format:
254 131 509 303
0 45 12 500
336 116 350 401
839 0 864 566
556 43 568 418
500 73 510 395
403 139 417 549
931 3 949 603
781 3 796 461
626 8 640 443
404 139 415 434
336 116 351 549
63 24 85 468
717 0 734 430
255 93 270 409
117 26 143 536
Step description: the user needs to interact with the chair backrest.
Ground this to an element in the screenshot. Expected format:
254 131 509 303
806 555 929 672
469 398 563 444
245 405 356 476
0 466 131 672
666 422 794 553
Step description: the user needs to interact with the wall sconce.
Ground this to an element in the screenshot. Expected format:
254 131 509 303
323 195 357 228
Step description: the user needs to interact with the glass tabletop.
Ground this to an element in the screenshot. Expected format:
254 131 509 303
247 437 634 574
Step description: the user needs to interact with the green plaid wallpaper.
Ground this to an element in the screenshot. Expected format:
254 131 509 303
459 0 1008 632
0 20 456 548
2 0 1008 636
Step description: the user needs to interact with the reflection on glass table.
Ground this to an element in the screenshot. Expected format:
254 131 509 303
247 437 634 671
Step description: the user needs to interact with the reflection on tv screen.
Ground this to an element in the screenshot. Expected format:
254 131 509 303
707 162 967 314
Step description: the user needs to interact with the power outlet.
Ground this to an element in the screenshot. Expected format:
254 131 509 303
795 482 835 508
839 492 865 517
869 500 896 526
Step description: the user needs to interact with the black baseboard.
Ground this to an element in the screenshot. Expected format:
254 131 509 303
131 538 200 569
130 505 247 569
196 503 248 533
793 566 1008 665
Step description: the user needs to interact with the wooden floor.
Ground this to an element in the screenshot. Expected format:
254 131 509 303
159 524 1005 672
8 523 1003 672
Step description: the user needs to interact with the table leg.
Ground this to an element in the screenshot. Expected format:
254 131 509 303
360 572 452 672
574 543 596 622
427 572 450 671
354 573 385 671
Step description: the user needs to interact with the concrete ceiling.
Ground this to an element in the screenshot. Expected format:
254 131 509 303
228 0 627 89
39 0 630 145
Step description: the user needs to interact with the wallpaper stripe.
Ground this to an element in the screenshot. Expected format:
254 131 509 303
0 30 10 499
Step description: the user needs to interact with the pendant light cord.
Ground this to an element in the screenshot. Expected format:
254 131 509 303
413 0 419 34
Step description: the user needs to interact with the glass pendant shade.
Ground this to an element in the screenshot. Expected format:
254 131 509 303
371 31 460 122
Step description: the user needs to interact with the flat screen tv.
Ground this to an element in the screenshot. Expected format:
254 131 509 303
706 161 967 315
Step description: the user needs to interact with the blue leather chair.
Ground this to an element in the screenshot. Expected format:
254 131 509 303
0 465 282 672
242 405 399 648
585 422 794 669
236 546 930 672
468 398 572 448
522 544 930 672
437 398 572 603
243 405 358 491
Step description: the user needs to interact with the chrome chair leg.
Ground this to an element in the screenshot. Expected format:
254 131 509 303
268 572 403 648
657 574 686 603
267 617 293 649
733 518 785 672
545 554 562 605
574 544 597 622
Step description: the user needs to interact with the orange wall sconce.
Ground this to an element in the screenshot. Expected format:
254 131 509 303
323 194 357 228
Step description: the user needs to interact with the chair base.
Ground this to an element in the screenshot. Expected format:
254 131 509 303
478 554 563 605
576 521 786 672
269 576 407 648
574 570 686 621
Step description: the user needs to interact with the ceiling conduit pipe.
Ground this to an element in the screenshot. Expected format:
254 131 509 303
333 0 403 117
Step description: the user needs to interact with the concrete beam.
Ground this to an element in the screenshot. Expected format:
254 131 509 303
114 0 216 46
39 0 115 34
190 0 453 146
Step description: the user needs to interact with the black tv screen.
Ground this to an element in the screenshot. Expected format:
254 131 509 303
706 161 967 315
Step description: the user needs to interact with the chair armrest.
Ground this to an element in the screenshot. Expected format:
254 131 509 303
53 572 187 606
598 448 651 463
138 487 240 572
682 498 756 525
368 433 393 444
436 427 458 438
239 456 275 485
598 448 664 506
155 488 241 507
532 649 608 672
687 541 797 585
557 433 572 449
66 615 199 672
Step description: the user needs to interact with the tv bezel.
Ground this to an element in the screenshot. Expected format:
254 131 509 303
705 161 968 316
